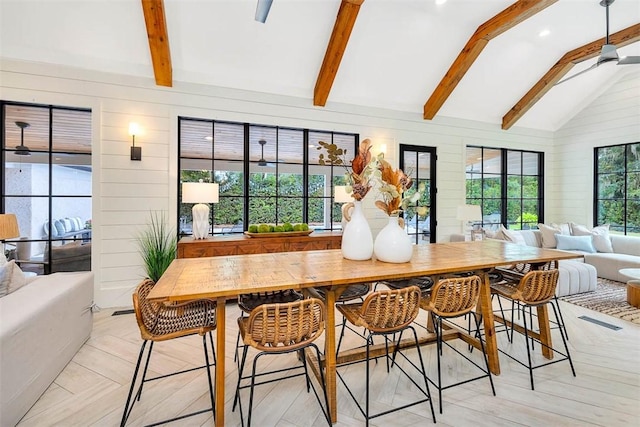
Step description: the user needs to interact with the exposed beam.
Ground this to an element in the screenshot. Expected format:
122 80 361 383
141 0 172 87
313 0 364 106
423 0 557 120
502 23 640 130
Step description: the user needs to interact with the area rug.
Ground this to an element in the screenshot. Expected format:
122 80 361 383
560 278 640 325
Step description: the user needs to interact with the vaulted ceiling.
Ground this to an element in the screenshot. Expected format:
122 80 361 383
1 0 639 132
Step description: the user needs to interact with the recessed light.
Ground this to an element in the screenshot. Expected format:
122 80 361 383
205 136 213 141
539 29 550 37
435 0 447 5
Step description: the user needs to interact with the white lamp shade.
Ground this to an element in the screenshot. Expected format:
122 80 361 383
182 182 219 204
334 186 352 203
456 204 482 221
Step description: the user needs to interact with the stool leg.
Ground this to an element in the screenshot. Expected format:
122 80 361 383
233 345 249 413
312 343 332 426
202 334 216 419
120 340 148 427
521 305 535 390
550 302 576 377
410 325 436 423
473 312 496 396
365 334 373 427
435 316 444 414
336 316 347 356
553 296 570 341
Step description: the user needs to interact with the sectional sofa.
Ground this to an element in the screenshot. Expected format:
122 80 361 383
489 223 640 295
0 271 94 426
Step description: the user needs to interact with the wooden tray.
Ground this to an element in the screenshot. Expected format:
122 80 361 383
244 230 313 238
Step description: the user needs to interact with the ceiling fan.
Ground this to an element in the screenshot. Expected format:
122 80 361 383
257 139 275 167
255 0 273 23
556 0 640 85
15 121 31 156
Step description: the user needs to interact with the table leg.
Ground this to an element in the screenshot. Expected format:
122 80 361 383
537 305 553 359
324 289 337 424
478 271 500 375
215 297 226 427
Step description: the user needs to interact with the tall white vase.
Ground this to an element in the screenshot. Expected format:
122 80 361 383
341 200 373 261
374 215 413 263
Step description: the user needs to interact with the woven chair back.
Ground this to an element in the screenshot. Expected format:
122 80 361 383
245 298 326 351
426 275 481 318
133 278 217 341
517 269 559 305
359 286 421 333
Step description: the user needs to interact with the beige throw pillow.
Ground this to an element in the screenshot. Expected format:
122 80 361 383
570 223 613 253
500 225 527 245
0 260 26 297
537 223 562 248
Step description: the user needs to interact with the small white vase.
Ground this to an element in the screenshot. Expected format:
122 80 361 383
374 215 413 263
341 200 373 261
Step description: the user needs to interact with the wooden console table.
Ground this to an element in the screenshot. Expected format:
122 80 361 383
177 231 342 258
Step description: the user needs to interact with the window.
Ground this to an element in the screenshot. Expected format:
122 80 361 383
178 118 357 235
399 145 437 244
595 142 640 235
465 146 543 230
1 101 92 274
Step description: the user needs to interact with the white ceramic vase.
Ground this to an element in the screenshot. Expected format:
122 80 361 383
374 215 413 263
341 200 373 261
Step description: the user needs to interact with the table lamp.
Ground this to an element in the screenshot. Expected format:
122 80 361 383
456 204 482 240
0 214 20 263
182 181 219 239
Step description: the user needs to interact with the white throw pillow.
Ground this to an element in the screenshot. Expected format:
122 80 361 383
537 223 562 248
555 234 596 253
571 223 613 253
500 225 527 245
551 222 571 236
0 260 26 297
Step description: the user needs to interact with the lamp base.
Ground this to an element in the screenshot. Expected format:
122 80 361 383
191 203 210 239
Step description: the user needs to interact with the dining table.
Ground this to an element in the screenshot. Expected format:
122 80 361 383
148 239 582 426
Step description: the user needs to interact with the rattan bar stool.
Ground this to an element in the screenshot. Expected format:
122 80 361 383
336 286 436 426
420 275 495 413
491 269 576 390
234 289 303 363
233 298 330 427
309 283 372 354
120 279 217 427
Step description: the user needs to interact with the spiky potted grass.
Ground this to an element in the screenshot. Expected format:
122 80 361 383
137 211 177 283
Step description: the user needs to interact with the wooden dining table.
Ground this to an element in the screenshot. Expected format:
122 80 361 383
148 239 581 426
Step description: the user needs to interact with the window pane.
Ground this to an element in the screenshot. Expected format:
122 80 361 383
278 167 304 197
249 169 276 196
627 200 640 234
52 156 92 196
278 128 304 164
598 173 624 199
279 198 304 224
52 109 91 153
483 149 501 173
4 105 49 152
249 126 277 163
4 152 50 196
507 176 522 199
215 197 244 233
522 199 539 228
216 168 244 197
506 199 521 224
51 197 92 242
181 120 213 160
598 145 625 173
249 197 276 224
522 176 539 198
507 151 521 174
597 199 623 229
522 152 539 175
214 122 244 161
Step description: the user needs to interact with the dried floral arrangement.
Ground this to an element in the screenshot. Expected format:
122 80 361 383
374 154 428 218
317 138 376 201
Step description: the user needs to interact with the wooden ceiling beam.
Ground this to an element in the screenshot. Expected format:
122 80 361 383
423 0 557 120
502 23 640 130
141 0 172 87
313 0 364 107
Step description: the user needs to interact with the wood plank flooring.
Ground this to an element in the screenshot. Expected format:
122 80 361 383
17 299 640 426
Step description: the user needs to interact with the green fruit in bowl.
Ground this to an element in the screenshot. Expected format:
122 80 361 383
293 223 303 231
283 222 294 232
301 223 309 231
269 225 275 232
248 224 258 233
257 224 270 233
274 225 284 232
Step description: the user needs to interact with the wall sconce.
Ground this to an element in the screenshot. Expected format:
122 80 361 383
182 180 219 239
129 122 141 161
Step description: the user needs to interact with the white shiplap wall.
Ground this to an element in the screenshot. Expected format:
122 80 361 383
551 71 640 226
1 58 558 308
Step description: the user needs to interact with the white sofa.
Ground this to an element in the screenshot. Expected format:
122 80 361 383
0 272 94 427
582 234 640 282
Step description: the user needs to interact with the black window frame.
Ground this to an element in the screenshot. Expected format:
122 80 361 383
465 145 544 230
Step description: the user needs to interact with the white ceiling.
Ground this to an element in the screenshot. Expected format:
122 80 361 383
1 0 639 132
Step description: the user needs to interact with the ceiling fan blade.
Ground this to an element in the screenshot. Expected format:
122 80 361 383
255 0 273 23
555 62 600 86
618 55 640 65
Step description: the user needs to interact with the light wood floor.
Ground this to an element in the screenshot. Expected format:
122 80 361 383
17 298 640 427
